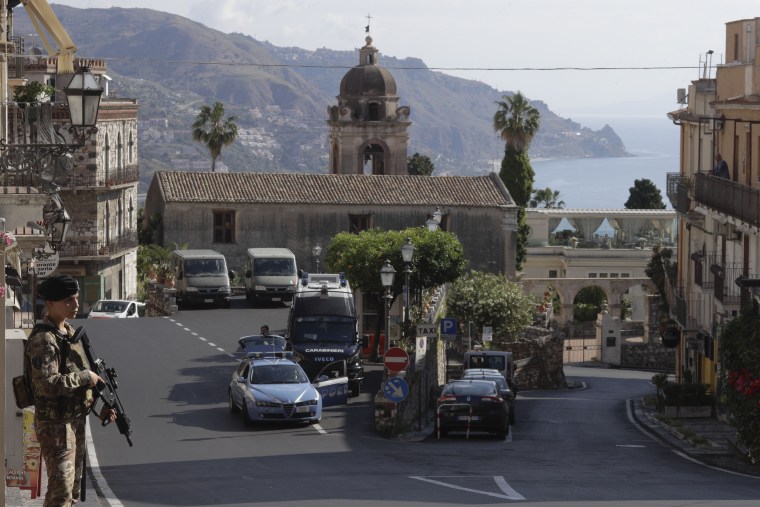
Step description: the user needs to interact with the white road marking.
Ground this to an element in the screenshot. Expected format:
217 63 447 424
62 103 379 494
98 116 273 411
199 337 207 342
208 342 217 347
313 424 327 434
216 347 225 352
191 332 198 336
175 322 183 326
85 419 125 507
616 444 646 448
183 327 191 331
410 475 525 501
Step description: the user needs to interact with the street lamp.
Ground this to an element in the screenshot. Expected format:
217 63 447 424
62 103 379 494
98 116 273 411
312 244 322 273
42 193 71 251
426 218 439 232
380 259 396 360
400 238 415 341
432 206 443 226
63 65 103 143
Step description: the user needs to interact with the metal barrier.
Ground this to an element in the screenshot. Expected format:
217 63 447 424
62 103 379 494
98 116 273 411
436 402 473 440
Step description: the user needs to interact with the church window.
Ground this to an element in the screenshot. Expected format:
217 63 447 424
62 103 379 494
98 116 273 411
368 102 380 121
349 213 373 233
548 270 558 278
213 210 236 243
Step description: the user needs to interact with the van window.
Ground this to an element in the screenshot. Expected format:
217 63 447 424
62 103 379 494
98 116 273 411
253 258 296 276
185 259 226 276
468 355 505 371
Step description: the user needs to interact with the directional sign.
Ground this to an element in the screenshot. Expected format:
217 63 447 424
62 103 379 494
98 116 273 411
440 318 457 340
383 377 409 403
384 347 409 372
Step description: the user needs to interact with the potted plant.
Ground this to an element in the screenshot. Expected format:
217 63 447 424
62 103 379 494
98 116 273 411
13 81 55 104
656 378 714 418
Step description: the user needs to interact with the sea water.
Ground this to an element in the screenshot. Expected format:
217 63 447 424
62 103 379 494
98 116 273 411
532 115 680 210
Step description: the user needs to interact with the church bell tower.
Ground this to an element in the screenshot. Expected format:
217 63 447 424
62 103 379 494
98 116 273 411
327 35 411 175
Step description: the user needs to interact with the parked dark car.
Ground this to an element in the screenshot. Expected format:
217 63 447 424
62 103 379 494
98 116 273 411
461 370 516 424
436 379 509 439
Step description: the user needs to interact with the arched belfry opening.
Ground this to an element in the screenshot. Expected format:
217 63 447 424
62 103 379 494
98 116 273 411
327 34 411 175
362 144 386 175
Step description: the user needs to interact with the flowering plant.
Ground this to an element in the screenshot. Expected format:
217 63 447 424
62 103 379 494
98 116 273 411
0 285 5 298
0 231 12 248
727 368 760 405
13 81 55 104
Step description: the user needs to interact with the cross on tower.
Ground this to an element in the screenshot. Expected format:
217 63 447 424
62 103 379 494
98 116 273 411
365 13 372 33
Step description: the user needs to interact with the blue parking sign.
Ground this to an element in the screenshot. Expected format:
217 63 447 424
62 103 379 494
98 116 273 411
440 318 457 337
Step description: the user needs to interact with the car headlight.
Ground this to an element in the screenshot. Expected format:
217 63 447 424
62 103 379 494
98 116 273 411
255 401 279 407
185 287 199 292
303 399 318 406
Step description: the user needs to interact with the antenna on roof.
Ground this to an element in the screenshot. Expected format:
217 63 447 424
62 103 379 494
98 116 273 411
703 49 714 80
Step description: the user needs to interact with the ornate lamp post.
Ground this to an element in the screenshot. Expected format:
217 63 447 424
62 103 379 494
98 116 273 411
400 238 415 341
379 259 396 361
63 65 103 143
312 244 322 273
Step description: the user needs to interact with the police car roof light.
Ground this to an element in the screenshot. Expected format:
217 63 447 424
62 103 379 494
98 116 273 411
247 351 294 360
339 272 347 287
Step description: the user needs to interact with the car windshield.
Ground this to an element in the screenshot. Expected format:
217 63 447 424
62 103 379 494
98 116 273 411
253 258 296 276
242 336 286 350
250 364 308 384
442 381 496 397
185 259 226 276
94 301 127 313
291 316 356 343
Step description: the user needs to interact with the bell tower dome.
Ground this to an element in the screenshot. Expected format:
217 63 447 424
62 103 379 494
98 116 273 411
327 35 411 175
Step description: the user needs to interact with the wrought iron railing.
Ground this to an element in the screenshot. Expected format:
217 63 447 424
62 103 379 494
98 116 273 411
60 163 139 188
694 172 760 227
58 230 138 258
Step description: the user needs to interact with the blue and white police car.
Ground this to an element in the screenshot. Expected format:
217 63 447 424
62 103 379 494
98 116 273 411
228 352 322 426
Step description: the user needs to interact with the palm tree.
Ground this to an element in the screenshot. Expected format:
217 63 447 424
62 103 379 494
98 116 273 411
530 187 566 209
492 91 540 153
192 101 239 172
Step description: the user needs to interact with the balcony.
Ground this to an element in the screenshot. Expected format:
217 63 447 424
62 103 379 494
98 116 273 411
58 230 138 259
694 172 760 227
60 163 139 189
674 287 700 332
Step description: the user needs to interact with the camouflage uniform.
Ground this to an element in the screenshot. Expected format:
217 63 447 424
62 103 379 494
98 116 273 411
26 318 95 507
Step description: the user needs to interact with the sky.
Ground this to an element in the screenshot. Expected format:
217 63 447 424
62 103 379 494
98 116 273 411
52 1 756 119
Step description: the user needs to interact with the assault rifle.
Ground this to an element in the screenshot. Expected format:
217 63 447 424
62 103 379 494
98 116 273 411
74 326 134 447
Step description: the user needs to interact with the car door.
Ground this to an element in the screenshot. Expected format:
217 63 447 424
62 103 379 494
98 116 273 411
232 363 250 407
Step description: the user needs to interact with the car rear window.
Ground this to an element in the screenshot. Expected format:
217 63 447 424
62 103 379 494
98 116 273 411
442 381 496 396
463 374 507 389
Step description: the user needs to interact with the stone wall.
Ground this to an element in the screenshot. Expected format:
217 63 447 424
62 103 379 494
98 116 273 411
621 341 675 371
498 327 568 390
145 280 177 316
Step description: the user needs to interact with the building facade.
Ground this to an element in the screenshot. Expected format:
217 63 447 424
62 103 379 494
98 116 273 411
4 54 140 315
666 18 760 391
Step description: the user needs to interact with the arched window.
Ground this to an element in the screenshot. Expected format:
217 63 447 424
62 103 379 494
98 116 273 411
117 131 123 171
368 103 380 121
104 133 110 181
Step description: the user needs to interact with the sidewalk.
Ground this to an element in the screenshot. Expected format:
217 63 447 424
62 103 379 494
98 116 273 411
631 398 760 478
5 466 103 507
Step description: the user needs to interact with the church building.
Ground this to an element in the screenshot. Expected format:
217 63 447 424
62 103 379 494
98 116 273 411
144 35 520 296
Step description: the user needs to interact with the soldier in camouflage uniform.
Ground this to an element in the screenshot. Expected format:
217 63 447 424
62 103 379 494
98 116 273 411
26 274 115 507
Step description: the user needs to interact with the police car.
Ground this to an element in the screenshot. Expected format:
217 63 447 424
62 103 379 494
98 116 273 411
228 352 322 426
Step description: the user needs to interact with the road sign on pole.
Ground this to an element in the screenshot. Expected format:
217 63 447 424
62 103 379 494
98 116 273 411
383 377 409 403
384 347 409 372
440 317 457 341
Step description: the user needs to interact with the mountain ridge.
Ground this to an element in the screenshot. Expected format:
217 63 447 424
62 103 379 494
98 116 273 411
14 5 628 192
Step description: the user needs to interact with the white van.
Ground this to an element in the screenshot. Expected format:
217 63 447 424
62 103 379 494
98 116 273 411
244 248 298 305
463 351 516 390
172 250 233 308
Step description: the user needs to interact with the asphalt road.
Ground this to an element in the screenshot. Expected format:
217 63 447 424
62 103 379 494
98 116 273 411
75 300 760 507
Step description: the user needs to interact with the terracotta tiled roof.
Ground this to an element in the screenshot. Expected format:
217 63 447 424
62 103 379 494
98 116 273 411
154 171 514 207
